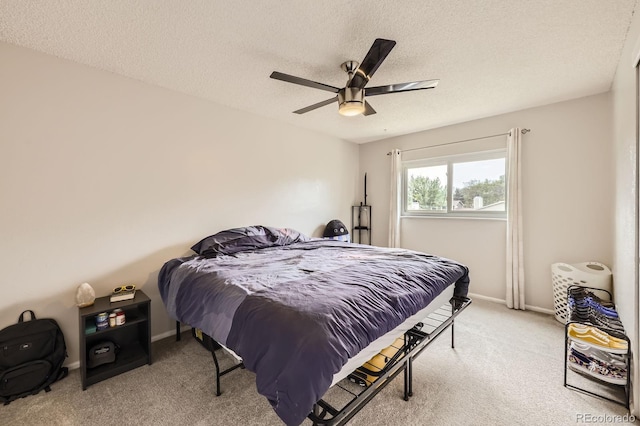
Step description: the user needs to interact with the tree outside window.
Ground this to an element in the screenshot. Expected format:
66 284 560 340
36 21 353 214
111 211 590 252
403 150 506 217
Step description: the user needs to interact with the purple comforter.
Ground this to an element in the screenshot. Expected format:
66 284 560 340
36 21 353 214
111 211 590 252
158 239 469 425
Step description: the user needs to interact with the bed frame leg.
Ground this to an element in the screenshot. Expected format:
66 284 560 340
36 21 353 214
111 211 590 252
403 334 413 401
403 361 409 401
451 320 455 349
176 321 181 341
211 350 222 396
407 356 413 398
312 404 320 426
201 339 245 398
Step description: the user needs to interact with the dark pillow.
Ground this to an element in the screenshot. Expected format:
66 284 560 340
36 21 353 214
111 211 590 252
191 225 309 256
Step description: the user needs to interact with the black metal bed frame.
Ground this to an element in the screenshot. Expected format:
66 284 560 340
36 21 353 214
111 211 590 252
176 295 472 424
175 322 245 396
308 296 471 425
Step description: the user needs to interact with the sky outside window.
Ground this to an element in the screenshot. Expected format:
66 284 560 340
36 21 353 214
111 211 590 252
453 158 505 188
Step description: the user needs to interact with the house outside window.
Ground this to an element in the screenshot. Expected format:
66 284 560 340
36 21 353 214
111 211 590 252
402 149 507 218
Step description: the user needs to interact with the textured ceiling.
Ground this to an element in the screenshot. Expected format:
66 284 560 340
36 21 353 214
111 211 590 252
0 1 637 143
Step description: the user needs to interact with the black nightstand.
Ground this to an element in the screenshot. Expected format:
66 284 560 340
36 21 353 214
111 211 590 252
78 290 151 390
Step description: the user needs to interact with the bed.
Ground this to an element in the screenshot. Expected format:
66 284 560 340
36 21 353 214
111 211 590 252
158 226 470 426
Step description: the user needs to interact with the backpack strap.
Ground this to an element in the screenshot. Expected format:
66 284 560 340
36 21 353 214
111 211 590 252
33 367 69 396
56 367 69 382
18 310 36 322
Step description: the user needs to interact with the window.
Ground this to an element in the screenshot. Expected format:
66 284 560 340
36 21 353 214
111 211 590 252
402 149 507 218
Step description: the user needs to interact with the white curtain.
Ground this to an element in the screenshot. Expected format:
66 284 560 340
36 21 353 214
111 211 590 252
506 128 525 310
388 149 402 248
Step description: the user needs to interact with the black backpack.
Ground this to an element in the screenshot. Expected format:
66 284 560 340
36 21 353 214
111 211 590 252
0 310 68 405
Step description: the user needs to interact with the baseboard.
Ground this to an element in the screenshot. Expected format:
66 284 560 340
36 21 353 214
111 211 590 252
152 327 188 343
467 292 505 305
467 292 555 315
525 304 555 316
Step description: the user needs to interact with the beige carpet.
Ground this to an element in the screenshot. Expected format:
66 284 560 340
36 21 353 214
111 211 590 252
2 299 635 425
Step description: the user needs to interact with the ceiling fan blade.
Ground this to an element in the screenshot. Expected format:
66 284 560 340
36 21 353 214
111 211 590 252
293 96 338 114
348 38 396 89
365 79 439 97
363 101 377 116
270 71 340 93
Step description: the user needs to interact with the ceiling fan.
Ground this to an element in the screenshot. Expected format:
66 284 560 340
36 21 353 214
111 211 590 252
270 38 439 117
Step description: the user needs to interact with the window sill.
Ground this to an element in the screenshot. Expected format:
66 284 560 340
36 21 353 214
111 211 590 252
401 214 507 221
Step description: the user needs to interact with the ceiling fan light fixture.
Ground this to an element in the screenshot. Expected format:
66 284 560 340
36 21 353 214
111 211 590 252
338 88 365 116
339 102 366 116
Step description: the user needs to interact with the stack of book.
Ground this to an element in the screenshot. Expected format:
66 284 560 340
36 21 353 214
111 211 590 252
110 285 136 303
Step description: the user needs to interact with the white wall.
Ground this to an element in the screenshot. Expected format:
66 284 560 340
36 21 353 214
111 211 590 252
359 93 613 311
611 6 640 415
0 42 359 366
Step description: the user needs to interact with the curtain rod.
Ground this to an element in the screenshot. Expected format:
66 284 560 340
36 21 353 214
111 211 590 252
386 128 531 155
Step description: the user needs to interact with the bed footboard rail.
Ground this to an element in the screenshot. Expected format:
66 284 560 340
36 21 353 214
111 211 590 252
307 296 472 426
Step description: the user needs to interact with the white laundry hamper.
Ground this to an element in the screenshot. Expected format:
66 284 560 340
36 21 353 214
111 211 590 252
551 262 612 323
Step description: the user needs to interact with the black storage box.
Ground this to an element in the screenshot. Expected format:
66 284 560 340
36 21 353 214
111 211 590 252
191 328 221 351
